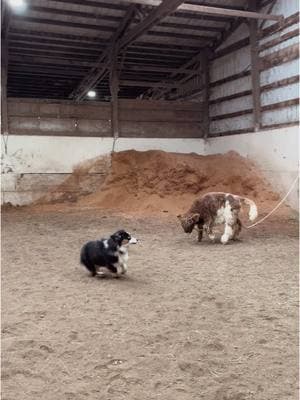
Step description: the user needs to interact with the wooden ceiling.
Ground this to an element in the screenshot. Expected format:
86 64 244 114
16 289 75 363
2 0 280 101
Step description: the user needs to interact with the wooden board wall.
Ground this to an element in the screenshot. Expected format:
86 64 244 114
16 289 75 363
6 98 204 138
209 5 299 137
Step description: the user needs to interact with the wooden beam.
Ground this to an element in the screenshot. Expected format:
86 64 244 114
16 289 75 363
124 64 193 74
210 70 251 88
201 51 210 139
260 43 299 71
209 75 300 105
148 51 204 99
249 1 261 132
211 98 299 123
119 1 188 49
114 0 283 21
120 80 180 88
9 54 95 68
69 5 137 100
69 0 184 100
109 48 119 143
9 55 193 75
147 0 251 99
1 41 9 138
1 4 10 143
259 28 300 52
13 16 115 33
260 12 299 38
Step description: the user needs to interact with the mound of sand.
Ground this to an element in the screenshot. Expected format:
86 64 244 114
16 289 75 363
36 155 110 204
35 150 281 215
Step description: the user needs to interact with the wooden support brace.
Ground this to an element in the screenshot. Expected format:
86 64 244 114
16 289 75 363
115 0 283 21
201 50 210 139
109 48 119 146
1 39 9 138
249 3 261 132
1 4 10 146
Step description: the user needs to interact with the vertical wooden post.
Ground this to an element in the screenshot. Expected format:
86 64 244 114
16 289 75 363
201 50 210 139
1 39 9 140
1 4 10 145
109 47 119 150
249 1 261 132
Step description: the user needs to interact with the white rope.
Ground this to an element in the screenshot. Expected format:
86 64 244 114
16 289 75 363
244 175 299 228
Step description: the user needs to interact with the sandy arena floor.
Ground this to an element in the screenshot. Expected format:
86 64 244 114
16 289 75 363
1 209 299 400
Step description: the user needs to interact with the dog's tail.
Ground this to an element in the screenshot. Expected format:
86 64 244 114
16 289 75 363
80 245 96 275
237 196 258 221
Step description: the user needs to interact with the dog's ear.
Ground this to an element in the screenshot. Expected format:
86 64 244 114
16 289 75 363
191 213 200 223
111 232 121 243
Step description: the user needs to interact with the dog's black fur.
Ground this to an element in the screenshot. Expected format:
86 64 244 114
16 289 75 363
80 230 133 276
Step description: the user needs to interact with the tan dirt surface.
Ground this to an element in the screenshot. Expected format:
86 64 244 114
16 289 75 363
1 208 298 400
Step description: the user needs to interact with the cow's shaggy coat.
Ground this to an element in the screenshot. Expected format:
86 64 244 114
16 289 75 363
177 192 258 244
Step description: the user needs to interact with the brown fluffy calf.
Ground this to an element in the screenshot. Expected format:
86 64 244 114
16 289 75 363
177 192 258 244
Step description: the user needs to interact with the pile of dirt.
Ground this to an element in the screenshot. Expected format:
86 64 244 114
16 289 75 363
35 149 283 215
36 155 110 204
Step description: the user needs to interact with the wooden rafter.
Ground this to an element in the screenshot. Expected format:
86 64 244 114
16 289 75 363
120 79 180 88
119 0 185 48
9 54 194 75
114 0 283 21
69 0 184 101
69 5 137 100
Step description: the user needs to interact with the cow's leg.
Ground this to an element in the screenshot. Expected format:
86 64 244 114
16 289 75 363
205 222 216 241
197 224 204 242
232 218 242 240
221 223 233 244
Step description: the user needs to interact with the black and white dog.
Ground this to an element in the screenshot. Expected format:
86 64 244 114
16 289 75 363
80 230 137 277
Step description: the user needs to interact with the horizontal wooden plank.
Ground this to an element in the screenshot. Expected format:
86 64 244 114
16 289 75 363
211 98 299 122
209 128 253 137
260 12 299 38
9 108 203 123
119 108 202 122
211 121 299 137
120 121 203 138
8 97 109 106
261 98 299 112
210 76 300 105
8 117 111 136
118 99 201 111
209 70 251 88
214 37 250 59
8 102 111 120
211 108 253 121
259 28 299 52
261 75 300 92
209 89 251 105
8 99 202 117
261 121 299 130
260 43 299 70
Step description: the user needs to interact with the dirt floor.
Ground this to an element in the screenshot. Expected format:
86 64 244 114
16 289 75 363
1 207 298 400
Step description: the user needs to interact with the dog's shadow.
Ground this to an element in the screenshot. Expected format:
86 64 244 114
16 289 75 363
82 272 148 287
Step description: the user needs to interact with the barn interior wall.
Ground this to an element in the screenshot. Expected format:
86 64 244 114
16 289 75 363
1 0 298 210
1 98 205 205
209 0 299 136
205 125 299 210
1 135 205 206
1 127 298 210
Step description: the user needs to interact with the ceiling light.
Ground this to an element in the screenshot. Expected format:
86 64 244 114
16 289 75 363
87 90 96 98
7 0 27 13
